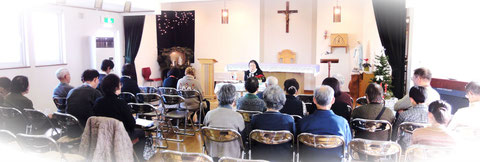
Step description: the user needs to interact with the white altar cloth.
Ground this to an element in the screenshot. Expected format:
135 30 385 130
226 63 320 74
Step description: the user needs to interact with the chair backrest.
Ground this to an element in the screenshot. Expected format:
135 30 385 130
0 107 27 134
356 96 368 108
128 103 157 114
219 157 269 162
404 144 456 162
51 112 83 137
141 67 152 79
160 94 185 106
351 118 392 140
398 122 430 136
348 138 402 162
16 133 61 154
136 93 161 103
290 115 302 123
0 129 16 143
139 86 158 93
236 110 262 122
158 87 178 95
249 129 293 150
297 94 313 104
177 90 202 110
297 133 345 149
119 92 138 104
278 49 296 64
52 97 67 113
159 150 213 162
23 109 58 136
201 127 244 155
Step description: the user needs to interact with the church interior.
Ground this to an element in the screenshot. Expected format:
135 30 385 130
0 0 479 161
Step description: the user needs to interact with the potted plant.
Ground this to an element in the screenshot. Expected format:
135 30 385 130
362 58 372 72
255 74 265 82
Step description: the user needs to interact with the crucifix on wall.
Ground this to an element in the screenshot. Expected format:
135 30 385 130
277 1 298 33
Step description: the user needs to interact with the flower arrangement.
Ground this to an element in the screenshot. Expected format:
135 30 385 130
362 58 372 71
255 74 265 82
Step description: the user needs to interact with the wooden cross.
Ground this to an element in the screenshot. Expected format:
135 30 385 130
277 1 298 33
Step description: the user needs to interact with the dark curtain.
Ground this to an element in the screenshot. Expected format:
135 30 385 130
156 11 195 63
372 0 407 98
124 16 145 80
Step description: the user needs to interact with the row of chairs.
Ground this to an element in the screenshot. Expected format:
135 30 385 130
0 130 85 161
199 126 446 162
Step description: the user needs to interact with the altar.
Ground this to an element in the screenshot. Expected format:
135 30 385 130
226 63 320 94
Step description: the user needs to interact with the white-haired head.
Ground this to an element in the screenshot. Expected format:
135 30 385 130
313 85 335 109
265 76 278 87
56 68 71 83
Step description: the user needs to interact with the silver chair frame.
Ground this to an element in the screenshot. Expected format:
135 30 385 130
348 138 402 162
23 109 60 137
119 92 138 103
248 129 294 160
16 133 66 160
128 103 169 148
351 118 392 140
201 127 244 159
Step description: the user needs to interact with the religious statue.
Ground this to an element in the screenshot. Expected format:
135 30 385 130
352 41 363 72
157 46 194 79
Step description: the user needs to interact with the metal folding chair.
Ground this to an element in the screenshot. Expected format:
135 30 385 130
218 157 268 162
23 109 60 138
351 118 392 141
0 107 27 134
119 92 138 104
249 129 294 161
348 138 402 162
201 127 244 159
159 150 213 162
129 103 169 148
405 144 457 162
52 97 67 113
0 129 16 143
51 112 83 152
297 133 345 162
178 90 203 131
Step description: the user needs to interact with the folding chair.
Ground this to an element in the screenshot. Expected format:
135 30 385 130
219 157 268 162
201 127 244 159
405 144 457 162
348 138 402 162
159 150 213 162
119 92 138 104
52 97 67 113
23 109 60 138
129 103 169 147
249 129 294 161
297 133 345 162
0 107 27 134
351 118 392 141
178 90 203 131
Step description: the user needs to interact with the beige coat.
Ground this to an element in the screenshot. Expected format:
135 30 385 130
79 116 134 162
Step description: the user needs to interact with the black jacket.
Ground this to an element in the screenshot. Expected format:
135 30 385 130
280 95 304 117
93 93 136 134
244 70 266 82
66 85 102 126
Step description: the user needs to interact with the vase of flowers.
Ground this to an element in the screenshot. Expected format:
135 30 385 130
255 74 265 82
362 58 372 72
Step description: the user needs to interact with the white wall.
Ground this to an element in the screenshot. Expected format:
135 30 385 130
315 0 382 91
151 0 261 80
134 15 161 86
408 0 480 84
0 5 124 113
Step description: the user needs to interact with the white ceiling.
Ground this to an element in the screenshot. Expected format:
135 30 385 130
60 0 215 13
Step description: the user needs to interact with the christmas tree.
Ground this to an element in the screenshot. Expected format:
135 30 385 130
370 53 394 99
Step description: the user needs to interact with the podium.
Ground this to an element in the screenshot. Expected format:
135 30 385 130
320 59 339 77
198 58 217 99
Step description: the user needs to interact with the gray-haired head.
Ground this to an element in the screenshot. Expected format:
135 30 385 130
263 85 286 110
56 68 69 80
216 84 237 106
314 85 335 107
265 76 278 87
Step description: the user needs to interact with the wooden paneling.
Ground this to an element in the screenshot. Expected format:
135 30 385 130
264 72 304 94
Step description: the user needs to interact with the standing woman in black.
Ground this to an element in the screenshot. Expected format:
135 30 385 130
244 60 266 82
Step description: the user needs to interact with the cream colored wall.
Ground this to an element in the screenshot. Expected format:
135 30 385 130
134 15 161 86
315 0 382 91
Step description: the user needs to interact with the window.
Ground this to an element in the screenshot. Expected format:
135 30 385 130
0 12 27 69
30 10 65 66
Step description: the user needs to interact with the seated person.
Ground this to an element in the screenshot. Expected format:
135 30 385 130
97 59 114 94
250 85 295 162
256 76 278 99
162 68 181 88
351 83 395 140
280 78 305 117
392 86 429 150
412 100 456 147
93 74 145 160
203 84 245 159
325 77 353 107
395 68 440 112
0 77 11 106
53 68 74 112
66 69 102 126
449 81 480 130
322 77 351 122
237 77 266 112
177 67 210 120
120 63 141 96
5 75 34 112
244 60 265 82
298 85 352 162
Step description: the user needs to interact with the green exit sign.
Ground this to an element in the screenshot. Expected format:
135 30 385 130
103 17 114 24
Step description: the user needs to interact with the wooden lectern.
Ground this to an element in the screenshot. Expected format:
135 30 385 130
198 58 217 99
320 59 339 77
